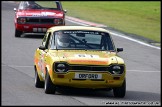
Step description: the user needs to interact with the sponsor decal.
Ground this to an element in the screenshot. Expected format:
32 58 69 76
25 12 56 16
63 31 99 34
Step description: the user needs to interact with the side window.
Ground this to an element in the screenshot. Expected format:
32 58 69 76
42 32 51 49
47 33 53 49
42 33 48 46
50 32 56 49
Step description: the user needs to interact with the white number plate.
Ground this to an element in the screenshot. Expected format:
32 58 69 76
33 28 47 32
75 73 102 79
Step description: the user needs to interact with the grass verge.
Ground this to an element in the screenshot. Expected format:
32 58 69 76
62 1 160 43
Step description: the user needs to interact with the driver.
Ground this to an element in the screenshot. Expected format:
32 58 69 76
56 32 71 48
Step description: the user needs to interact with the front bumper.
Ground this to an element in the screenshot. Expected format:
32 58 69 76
51 71 125 89
15 23 64 33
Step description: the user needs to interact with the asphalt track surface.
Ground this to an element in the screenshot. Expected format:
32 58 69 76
1 1 161 106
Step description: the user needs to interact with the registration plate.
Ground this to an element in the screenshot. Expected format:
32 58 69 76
75 73 102 79
33 28 47 32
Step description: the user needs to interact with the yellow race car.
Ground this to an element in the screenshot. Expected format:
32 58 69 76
34 26 126 98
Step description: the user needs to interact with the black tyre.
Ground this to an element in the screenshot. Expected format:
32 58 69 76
113 79 126 98
34 66 44 88
15 29 22 37
44 71 56 94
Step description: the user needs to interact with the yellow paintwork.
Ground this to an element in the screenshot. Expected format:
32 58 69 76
34 26 126 89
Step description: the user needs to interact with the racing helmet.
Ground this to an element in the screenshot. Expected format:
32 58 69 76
57 32 70 48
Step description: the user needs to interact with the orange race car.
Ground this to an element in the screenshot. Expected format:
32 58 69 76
34 26 126 98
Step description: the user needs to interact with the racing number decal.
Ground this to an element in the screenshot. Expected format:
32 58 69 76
75 54 99 58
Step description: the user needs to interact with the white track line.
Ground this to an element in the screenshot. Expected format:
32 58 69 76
110 32 161 50
66 19 90 26
66 18 160 50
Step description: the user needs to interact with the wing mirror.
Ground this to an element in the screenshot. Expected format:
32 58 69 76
39 46 46 50
117 48 123 52
64 9 67 13
14 8 17 11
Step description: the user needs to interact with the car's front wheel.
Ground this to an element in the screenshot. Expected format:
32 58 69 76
113 79 126 98
44 71 56 94
15 29 22 37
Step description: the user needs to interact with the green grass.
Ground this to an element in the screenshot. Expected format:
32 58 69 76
61 1 160 43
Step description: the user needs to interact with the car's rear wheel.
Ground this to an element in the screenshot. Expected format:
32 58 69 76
44 71 56 94
113 79 126 98
34 66 44 88
15 29 22 37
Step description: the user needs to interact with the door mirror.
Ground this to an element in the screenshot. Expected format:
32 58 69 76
39 46 46 50
117 48 123 52
64 9 67 13
14 8 17 11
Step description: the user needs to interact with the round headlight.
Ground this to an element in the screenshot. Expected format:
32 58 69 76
112 65 121 74
18 17 26 24
57 64 65 71
113 65 121 70
55 63 68 73
54 19 63 25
